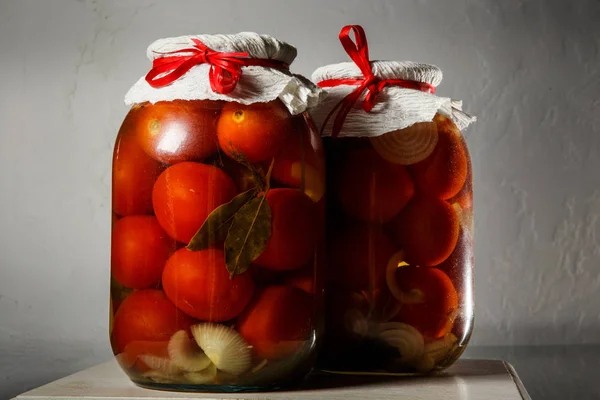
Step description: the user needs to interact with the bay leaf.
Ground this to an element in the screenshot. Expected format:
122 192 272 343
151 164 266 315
110 278 134 308
230 152 268 191
247 163 266 192
264 158 275 191
224 195 272 277
187 188 257 251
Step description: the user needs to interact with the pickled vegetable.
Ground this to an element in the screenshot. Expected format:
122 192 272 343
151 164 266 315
111 100 325 388
319 114 473 374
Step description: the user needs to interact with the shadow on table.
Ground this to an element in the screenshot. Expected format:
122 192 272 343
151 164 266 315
291 359 508 391
463 345 600 400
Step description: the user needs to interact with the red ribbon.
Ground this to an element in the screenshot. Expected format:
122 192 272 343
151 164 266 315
317 25 436 137
145 38 289 94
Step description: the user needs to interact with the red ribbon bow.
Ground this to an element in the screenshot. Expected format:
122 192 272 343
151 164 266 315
318 25 436 137
145 38 289 94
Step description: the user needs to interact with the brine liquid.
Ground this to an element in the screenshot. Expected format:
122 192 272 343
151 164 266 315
110 100 325 390
318 114 474 374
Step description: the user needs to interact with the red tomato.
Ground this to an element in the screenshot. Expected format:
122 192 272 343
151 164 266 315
111 216 176 289
438 227 473 297
217 100 292 163
337 147 414 223
448 146 473 210
162 248 255 321
271 119 326 203
237 285 313 360
392 267 458 339
254 188 318 271
390 196 459 267
152 162 237 243
130 100 221 164
112 125 164 216
111 290 193 354
410 114 468 200
437 228 473 342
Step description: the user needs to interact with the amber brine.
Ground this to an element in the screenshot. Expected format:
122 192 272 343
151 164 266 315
311 25 476 374
110 33 325 391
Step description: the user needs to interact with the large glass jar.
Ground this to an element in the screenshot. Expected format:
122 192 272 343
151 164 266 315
311 25 476 375
110 34 325 391
319 115 473 374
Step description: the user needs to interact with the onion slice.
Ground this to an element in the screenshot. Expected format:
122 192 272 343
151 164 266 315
370 120 439 166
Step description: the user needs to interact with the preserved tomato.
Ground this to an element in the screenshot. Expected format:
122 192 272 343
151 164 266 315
312 25 475 374
318 115 474 374
110 32 325 392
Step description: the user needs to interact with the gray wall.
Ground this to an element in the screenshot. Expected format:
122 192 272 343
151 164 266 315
0 0 598 398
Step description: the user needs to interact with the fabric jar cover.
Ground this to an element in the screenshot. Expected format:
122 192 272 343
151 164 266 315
124 32 325 116
311 60 476 137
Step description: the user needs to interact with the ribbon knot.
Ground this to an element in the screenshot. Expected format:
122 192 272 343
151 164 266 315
318 25 436 137
145 38 288 95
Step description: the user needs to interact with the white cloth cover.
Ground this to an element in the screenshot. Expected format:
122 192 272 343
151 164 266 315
124 33 324 115
311 61 476 137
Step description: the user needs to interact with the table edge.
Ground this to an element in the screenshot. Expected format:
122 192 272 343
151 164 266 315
503 361 531 400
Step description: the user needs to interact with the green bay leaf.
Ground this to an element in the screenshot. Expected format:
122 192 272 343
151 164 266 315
187 188 257 251
110 277 134 306
264 157 275 192
224 195 272 277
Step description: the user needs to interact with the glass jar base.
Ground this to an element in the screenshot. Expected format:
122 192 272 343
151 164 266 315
316 343 467 376
319 369 428 377
132 380 289 393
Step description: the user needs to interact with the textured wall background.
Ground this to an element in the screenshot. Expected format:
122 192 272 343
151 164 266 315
0 0 599 397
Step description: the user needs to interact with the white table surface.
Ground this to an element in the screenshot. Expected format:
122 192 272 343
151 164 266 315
12 359 530 400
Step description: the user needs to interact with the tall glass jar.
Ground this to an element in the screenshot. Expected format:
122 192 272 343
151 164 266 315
311 25 476 375
110 33 325 391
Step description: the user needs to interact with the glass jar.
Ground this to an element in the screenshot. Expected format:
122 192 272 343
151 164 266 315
320 114 473 374
311 25 476 375
110 34 325 391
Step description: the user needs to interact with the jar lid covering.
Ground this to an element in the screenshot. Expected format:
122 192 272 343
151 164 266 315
313 61 444 87
147 33 298 65
124 33 324 115
311 60 476 137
